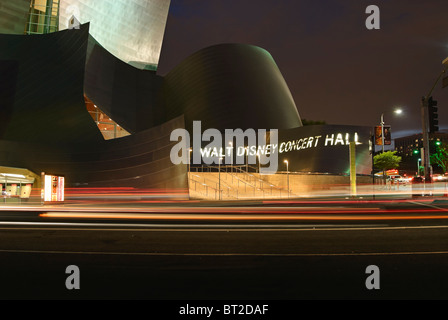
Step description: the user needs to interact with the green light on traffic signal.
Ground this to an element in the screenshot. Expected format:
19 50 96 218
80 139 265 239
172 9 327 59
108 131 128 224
413 150 419 154
436 141 441 146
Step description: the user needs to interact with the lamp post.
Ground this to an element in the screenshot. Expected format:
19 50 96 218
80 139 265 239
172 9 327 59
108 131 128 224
380 108 402 153
245 147 249 173
188 148 192 172
228 142 233 173
417 158 421 176
218 157 223 200
380 113 385 153
284 160 289 198
378 109 402 184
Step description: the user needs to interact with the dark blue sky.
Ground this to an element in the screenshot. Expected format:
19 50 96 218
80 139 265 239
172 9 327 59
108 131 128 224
157 0 448 138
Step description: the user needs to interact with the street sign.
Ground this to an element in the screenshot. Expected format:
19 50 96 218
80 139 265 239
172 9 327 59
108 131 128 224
374 125 391 145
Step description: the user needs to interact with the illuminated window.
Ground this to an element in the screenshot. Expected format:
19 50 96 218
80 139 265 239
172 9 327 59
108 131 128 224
25 0 60 35
85 95 131 140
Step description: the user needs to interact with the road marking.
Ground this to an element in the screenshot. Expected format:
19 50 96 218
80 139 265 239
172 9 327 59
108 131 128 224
410 201 448 212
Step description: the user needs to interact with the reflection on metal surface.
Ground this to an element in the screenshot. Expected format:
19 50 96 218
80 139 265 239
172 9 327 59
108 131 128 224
59 0 171 69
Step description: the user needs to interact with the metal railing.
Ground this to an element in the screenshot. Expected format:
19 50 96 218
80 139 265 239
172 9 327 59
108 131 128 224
188 165 291 200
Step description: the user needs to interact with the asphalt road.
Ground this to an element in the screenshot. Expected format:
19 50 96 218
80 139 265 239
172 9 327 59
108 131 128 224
1 199 448 302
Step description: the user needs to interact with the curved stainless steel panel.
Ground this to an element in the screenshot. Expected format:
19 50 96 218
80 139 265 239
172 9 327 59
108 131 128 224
59 0 170 69
0 25 187 192
0 0 30 34
163 43 303 133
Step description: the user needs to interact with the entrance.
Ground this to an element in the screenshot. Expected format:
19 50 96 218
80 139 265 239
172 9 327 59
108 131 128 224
0 167 38 202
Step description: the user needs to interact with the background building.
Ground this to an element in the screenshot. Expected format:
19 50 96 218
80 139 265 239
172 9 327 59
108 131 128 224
395 131 448 174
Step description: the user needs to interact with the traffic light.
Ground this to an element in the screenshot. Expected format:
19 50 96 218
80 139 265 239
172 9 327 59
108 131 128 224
428 96 439 133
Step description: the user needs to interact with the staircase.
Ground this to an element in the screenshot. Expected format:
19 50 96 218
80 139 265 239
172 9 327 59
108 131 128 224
188 166 290 200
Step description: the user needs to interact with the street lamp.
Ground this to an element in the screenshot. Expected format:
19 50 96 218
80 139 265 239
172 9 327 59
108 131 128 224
417 158 421 176
380 108 403 153
284 160 289 198
228 141 233 173
218 156 223 200
245 147 249 173
188 148 192 172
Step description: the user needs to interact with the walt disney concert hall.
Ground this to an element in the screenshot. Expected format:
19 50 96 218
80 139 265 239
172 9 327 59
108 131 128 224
0 0 372 201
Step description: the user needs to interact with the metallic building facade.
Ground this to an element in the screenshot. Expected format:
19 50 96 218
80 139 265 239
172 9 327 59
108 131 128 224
0 2 373 198
59 0 171 70
0 25 188 192
162 44 303 133
0 0 30 34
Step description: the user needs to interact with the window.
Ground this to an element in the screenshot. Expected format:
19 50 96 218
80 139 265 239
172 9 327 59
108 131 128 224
85 95 131 140
25 0 60 35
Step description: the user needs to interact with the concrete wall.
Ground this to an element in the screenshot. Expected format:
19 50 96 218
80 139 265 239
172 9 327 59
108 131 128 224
189 171 373 200
260 173 372 195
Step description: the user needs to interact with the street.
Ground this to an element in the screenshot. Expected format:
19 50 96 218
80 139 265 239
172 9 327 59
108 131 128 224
1 198 448 301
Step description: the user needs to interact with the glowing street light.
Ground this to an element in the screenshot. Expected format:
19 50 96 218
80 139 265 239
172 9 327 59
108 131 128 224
284 160 289 198
188 148 192 172
380 108 403 153
218 156 223 200
228 141 233 173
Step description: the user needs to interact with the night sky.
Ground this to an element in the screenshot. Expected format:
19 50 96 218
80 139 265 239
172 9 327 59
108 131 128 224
157 0 448 139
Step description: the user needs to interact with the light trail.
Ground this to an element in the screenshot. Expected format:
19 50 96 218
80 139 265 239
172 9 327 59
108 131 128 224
4 222 448 231
2 197 448 222
38 211 448 221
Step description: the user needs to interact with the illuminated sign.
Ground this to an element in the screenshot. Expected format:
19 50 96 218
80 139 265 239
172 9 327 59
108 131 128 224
279 132 362 153
172 123 372 175
42 173 65 203
199 132 362 157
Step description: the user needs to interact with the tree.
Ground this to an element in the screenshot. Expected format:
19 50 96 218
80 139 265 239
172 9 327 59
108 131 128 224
374 151 402 173
430 142 448 173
